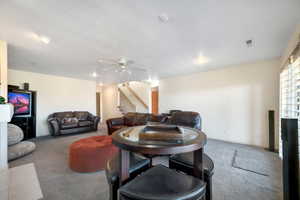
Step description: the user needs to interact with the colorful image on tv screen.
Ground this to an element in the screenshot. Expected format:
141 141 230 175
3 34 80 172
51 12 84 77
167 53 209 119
8 92 30 115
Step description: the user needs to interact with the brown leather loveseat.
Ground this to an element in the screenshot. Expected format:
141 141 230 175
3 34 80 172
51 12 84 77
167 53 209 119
106 111 201 135
106 112 168 135
48 111 100 136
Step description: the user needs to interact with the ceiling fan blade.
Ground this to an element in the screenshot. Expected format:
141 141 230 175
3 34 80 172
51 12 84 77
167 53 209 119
98 60 117 65
98 65 119 72
126 60 135 65
127 66 147 72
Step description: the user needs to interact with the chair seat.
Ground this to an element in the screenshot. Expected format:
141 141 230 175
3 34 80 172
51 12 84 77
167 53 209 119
105 153 150 184
119 165 206 200
170 153 214 176
78 120 93 127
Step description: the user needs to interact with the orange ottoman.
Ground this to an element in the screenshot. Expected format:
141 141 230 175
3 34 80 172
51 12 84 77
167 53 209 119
69 136 118 173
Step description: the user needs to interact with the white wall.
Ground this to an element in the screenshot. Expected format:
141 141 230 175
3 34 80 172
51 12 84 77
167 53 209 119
119 82 151 113
0 41 7 98
128 81 151 109
0 40 8 172
101 82 151 121
102 84 122 121
280 23 300 69
160 59 280 148
8 69 96 137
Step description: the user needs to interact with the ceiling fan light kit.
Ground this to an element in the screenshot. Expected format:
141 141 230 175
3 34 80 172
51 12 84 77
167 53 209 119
97 57 148 77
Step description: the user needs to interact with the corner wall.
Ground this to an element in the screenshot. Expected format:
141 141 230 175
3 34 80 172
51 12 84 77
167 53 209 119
280 23 300 69
8 69 96 137
101 84 122 121
159 59 280 148
0 41 7 98
0 41 8 172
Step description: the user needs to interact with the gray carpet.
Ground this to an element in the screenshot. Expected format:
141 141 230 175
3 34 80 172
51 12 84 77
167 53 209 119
232 149 274 176
9 131 282 200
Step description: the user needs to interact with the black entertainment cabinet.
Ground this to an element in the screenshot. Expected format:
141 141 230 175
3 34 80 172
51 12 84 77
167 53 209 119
8 85 37 140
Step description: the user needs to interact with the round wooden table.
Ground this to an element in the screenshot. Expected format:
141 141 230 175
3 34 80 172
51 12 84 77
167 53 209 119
112 125 207 186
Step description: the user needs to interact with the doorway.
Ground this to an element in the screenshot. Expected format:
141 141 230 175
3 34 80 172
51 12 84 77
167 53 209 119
151 87 159 114
96 92 101 117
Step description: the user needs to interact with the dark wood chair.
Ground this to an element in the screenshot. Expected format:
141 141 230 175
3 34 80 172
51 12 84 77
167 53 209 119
169 153 215 200
105 153 150 200
119 165 206 200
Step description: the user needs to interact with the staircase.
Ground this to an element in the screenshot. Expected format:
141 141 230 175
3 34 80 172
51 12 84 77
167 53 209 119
117 82 150 114
118 88 136 115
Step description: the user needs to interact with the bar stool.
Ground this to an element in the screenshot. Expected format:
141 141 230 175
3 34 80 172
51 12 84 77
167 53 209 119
169 153 215 200
105 153 150 200
119 165 206 200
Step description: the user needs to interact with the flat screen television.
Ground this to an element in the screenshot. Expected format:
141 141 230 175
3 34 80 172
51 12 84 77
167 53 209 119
8 91 32 117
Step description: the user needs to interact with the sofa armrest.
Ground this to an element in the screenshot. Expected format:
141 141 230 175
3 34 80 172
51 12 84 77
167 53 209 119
47 118 60 136
88 113 101 130
106 117 124 135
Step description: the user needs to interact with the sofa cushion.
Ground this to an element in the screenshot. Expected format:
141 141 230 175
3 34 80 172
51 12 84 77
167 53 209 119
169 111 201 130
79 120 93 127
62 117 79 124
61 123 78 129
133 113 150 125
124 113 137 126
124 113 150 126
53 112 74 120
74 112 89 121
61 118 79 129
149 114 168 123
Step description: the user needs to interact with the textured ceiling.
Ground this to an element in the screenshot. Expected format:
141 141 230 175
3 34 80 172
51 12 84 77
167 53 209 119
0 0 299 83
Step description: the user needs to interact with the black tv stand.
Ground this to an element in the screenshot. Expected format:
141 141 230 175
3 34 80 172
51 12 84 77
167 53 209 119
10 116 36 140
8 86 37 140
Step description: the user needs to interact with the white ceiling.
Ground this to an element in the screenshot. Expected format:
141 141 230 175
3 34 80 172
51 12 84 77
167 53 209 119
0 0 299 83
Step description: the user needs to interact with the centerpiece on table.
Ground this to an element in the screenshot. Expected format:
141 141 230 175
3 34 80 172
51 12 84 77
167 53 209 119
139 125 184 144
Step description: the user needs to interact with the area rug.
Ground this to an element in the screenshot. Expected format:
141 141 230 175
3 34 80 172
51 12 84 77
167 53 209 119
232 149 272 176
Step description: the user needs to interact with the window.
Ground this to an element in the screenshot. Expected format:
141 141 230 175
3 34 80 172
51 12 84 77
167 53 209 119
280 56 300 157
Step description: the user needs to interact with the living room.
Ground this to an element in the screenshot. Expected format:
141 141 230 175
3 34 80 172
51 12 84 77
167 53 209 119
0 1 300 200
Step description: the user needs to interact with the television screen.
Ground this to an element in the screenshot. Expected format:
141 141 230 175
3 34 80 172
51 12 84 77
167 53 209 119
8 91 32 116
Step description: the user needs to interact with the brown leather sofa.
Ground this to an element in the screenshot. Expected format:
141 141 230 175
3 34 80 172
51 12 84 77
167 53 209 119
106 112 168 135
168 111 202 130
48 111 100 136
106 111 201 135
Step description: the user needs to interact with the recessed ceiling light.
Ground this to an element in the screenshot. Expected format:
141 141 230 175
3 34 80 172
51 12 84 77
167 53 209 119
28 32 51 44
40 36 50 44
158 13 169 23
91 72 98 77
193 53 210 65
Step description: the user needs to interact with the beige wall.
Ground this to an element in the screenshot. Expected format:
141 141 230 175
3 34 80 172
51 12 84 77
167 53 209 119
8 69 96 137
102 81 152 120
281 23 300 68
102 84 122 121
159 59 280 148
128 81 151 112
0 41 8 173
0 41 7 99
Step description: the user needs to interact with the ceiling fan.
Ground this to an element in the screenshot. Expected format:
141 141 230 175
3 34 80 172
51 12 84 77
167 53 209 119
97 57 147 75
